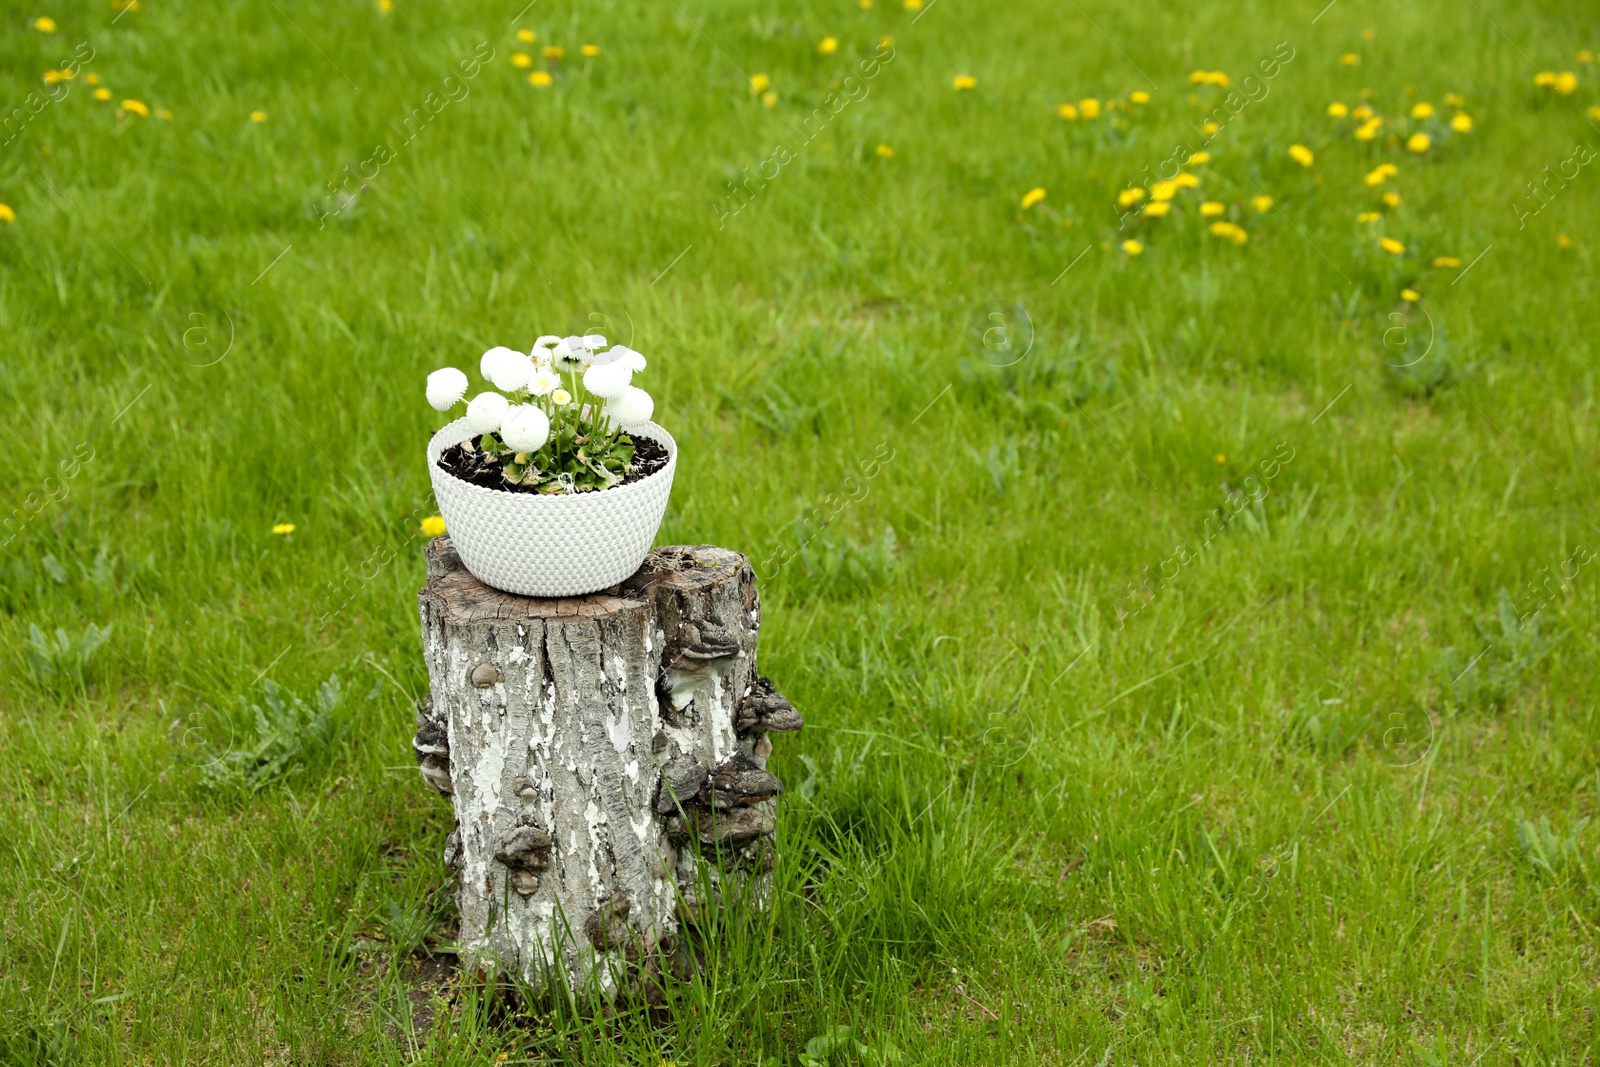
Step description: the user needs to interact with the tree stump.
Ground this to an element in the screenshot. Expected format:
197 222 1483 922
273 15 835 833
414 538 802 1001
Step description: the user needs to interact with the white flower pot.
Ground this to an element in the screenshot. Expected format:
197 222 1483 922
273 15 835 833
427 417 677 597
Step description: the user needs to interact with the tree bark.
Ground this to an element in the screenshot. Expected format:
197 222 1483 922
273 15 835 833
414 538 801 1001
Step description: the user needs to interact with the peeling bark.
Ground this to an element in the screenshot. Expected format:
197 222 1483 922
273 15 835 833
416 538 800 1000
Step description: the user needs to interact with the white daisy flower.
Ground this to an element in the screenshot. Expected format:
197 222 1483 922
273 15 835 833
553 337 588 371
533 335 562 349
487 353 533 393
463 391 510 434
426 367 469 411
480 346 522 382
528 368 561 396
610 345 647 372
500 405 551 452
551 388 572 406
583 362 632 399
608 386 654 429
582 333 608 351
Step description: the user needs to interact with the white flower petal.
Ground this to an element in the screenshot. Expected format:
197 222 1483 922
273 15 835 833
463 391 510 434
582 333 608 350
500 405 551 452
426 367 469 411
533 335 562 348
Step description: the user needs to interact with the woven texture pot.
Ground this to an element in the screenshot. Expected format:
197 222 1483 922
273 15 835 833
427 418 677 597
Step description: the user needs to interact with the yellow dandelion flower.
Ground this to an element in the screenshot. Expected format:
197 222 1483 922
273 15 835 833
121 98 149 117
1381 191 1400 207
377 0 392 11
1252 195 1273 212
33 16 57 31
93 87 111 101
875 143 894 158
1327 101 1349 117
1122 239 1144 255
1117 187 1146 207
271 523 296 536
1364 168 1386 186
1400 288 1419 302
1379 237 1405 254
1451 112 1472 133
250 110 267 123
818 37 838 55
1555 71 1577 94
1188 70 1208 84
517 28 535 42
1406 132 1430 153
1590 105 1600 121
1557 234 1572 248
1354 118 1382 141
1200 201 1225 217
952 74 976 91
1187 150 1211 165
1174 172 1199 188
1079 97 1101 118
1021 187 1046 209
1056 102 1079 120
1130 90 1150 104
1444 92 1464 106
421 515 447 537
761 90 777 107
1200 120 1220 135
860 0 872 8
1351 104 1373 121
1340 53 1360 66
581 43 599 57
750 73 770 94
86 72 99 84
1288 143 1314 167
1358 211 1381 223
1410 101 1434 119
1143 200 1171 217
1376 163 1398 177
904 0 921 9
543 45 564 59
529 70 552 87
1534 71 1557 87
512 52 533 68
1150 179 1178 201
43 70 64 85
1210 72 1231 87
879 35 894 48
1209 221 1248 244
1433 256 1460 268
0 204 14 223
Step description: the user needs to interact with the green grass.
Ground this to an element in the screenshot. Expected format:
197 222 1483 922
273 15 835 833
2 0 1599 1061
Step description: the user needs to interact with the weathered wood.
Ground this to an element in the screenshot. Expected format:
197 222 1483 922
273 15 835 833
415 537 799 1000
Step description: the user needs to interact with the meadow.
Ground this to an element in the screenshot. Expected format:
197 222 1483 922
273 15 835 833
1 0 1598 1062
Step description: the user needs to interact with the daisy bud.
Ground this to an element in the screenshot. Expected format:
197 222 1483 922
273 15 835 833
499 405 551 452
463 391 510 434
426 367 469 411
583 362 632 399
608 385 654 429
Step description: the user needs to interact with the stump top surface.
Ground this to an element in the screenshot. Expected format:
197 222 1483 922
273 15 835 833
421 538 749 624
